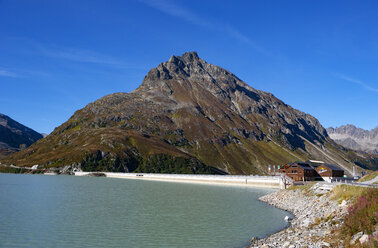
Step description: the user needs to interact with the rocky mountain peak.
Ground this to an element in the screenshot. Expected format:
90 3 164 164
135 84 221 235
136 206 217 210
181 51 200 60
168 51 200 64
327 125 378 154
138 51 240 93
327 125 374 139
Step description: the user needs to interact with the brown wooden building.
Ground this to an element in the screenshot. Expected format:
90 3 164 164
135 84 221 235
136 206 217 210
281 161 344 182
279 163 291 172
315 164 344 179
282 162 318 181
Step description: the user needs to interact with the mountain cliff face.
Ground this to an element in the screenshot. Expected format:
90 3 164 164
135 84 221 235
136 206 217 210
2 52 377 173
0 114 43 159
327 125 378 155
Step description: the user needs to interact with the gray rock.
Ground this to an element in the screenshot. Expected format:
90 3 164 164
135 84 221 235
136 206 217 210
359 234 369 244
302 218 312 227
249 237 259 244
321 242 330 247
284 216 292 222
350 231 363 245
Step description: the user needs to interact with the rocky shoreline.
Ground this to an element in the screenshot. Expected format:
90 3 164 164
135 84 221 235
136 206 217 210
249 183 349 248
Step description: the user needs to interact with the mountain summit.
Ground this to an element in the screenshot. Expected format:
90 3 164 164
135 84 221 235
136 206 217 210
327 125 378 155
3 52 377 173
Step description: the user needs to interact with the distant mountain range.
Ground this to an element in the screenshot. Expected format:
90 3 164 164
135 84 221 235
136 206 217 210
0 114 43 159
327 125 378 155
2 52 377 173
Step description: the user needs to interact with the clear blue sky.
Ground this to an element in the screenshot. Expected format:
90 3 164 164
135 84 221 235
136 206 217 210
1 0 378 134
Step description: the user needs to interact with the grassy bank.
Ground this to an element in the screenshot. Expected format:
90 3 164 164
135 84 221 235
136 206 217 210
334 185 377 247
329 185 377 247
358 171 378 183
285 183 377 247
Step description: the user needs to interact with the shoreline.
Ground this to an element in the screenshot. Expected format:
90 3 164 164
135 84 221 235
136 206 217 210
249 183 349 248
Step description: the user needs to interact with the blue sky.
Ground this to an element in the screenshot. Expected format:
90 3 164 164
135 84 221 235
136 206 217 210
1 0 378 134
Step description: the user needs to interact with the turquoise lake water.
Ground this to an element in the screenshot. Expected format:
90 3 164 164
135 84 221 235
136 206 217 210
0 174 291 248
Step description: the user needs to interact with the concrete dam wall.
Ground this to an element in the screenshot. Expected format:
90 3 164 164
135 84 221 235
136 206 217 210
74 172 283 189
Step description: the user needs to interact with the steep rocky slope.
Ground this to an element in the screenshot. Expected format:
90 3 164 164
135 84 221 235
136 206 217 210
0 114 43 159
327 125 378 155
2 52 377 173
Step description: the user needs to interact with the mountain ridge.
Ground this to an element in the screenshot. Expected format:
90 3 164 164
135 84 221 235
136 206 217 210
327 125 378 155
2 52 377 173
0 114 43 159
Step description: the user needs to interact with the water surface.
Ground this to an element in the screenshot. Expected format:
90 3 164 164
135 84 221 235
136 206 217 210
0 174 291 248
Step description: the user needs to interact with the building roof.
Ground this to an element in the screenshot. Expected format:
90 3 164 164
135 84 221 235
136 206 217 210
281 164 291 169
322 164 344 171
307 160 325 164
305 160 325 167
285 161 344 172
290 162 314 170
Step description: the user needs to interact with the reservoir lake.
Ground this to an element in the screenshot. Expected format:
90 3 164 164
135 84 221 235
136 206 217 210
0 174 291 248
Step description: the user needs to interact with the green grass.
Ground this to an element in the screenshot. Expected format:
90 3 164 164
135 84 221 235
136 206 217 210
331 185 368 204
358 171 378 182
71 123 82 131
135 153 217 174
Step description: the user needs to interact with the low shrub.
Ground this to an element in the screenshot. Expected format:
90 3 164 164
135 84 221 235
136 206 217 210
343 188 378 236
